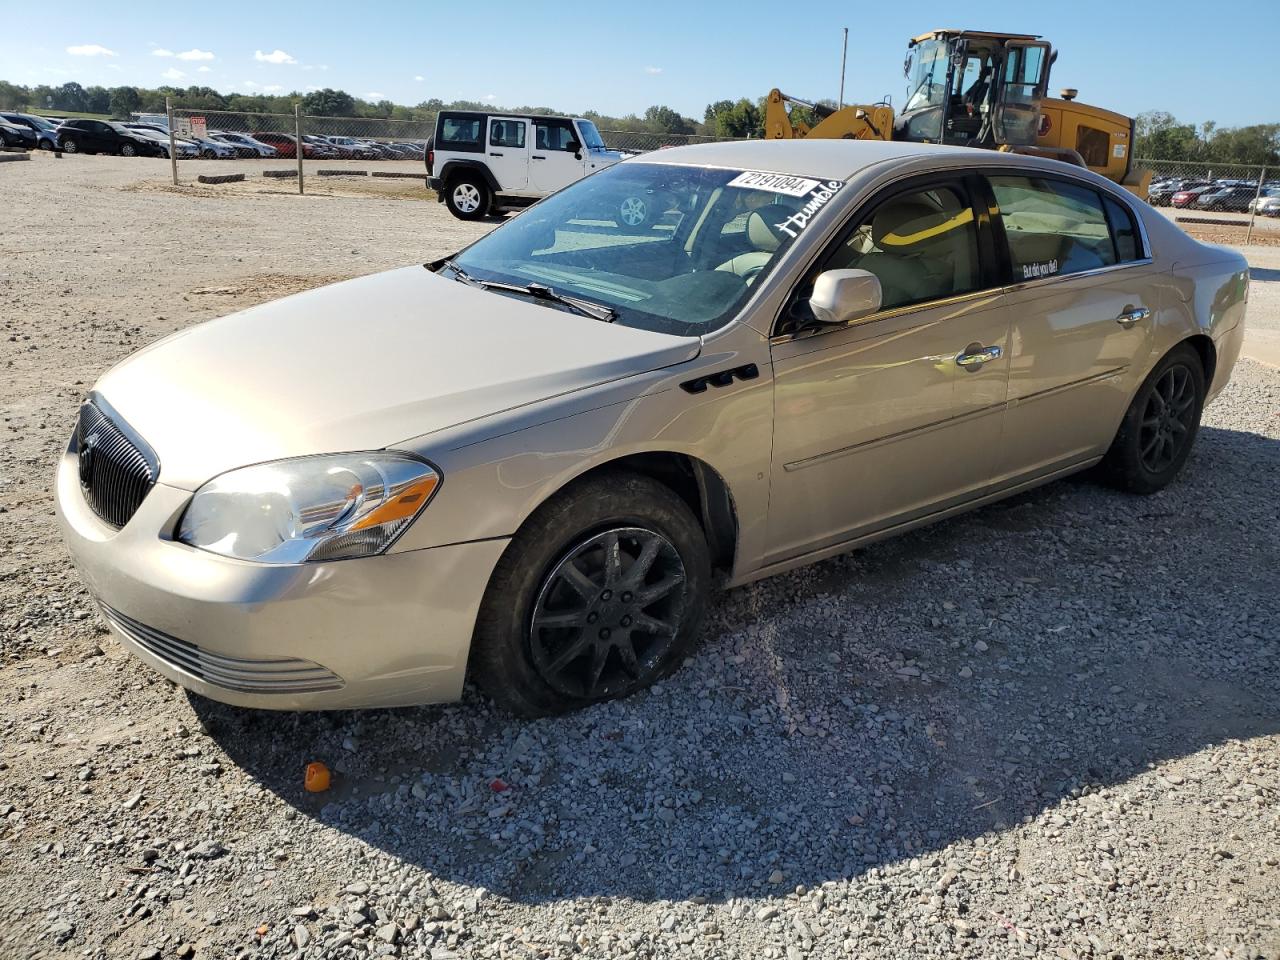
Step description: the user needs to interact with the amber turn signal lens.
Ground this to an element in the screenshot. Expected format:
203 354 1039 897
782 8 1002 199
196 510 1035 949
304 761 330 792
350 474 440 530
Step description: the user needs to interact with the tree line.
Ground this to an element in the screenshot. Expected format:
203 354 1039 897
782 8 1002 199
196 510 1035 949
2 79 1276 164
1135 112 1279 166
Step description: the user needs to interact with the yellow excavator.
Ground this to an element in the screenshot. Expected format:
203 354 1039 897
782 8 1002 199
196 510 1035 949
764 29 1151 200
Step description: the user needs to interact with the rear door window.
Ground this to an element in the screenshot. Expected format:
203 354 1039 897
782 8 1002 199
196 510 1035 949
489 118 526 149
989 175 1117 281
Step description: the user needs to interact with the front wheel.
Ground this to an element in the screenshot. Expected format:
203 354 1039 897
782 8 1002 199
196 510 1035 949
445 175 490 220
470 471 711 716
1101 343 1205 494
619 195 649 227
61 138 79 153
120 143 137 157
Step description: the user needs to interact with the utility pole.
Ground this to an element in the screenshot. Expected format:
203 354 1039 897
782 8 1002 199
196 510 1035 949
294 103 305 195
839 27 849 110
165 96 178 186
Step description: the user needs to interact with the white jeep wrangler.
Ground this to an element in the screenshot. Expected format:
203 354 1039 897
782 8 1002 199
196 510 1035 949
427 111 629 220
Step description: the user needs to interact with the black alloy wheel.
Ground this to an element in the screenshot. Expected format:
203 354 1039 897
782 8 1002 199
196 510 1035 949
1137 362 1198 474
529 527 688 700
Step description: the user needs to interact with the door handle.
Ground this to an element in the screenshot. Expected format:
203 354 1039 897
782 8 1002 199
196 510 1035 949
955 344 1002 369
489 151 504 157
1115 305 1150 328
532 155 546 160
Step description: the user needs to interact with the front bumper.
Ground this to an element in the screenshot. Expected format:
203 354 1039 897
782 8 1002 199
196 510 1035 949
55 448 508 710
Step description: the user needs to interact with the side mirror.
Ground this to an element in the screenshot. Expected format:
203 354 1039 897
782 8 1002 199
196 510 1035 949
809 269 882 325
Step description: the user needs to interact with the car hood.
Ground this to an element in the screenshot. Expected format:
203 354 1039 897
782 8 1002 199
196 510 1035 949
94 266 701 490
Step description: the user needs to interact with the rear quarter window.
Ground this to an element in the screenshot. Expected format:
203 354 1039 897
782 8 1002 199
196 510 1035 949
990 175 1118 280
438 116 483 153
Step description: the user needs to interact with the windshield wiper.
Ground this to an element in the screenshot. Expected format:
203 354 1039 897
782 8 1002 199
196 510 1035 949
473 279 617 322
437 260 615 322
438 259 482 287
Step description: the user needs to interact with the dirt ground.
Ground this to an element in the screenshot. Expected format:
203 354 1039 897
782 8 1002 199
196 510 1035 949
1 154 1278 960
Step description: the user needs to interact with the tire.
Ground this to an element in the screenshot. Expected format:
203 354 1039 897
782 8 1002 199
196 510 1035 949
61 138 78 153
201 149 215 159
470 470 712 717
1101 343 1206 494
120 143 136 157
38 139 53 151
445 174 490 220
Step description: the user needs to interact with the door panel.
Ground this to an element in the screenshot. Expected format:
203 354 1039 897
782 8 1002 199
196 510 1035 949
999 268 1155 478
529 121 584 193
767 293 1010 564
485 117 529 191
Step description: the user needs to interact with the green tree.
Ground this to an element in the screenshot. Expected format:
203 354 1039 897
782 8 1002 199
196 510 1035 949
84 85 110 114
0 80 29 109
704 97 761 138
301 88 356 117
108 86 141 118
53 82 88 112
642 104 694 135
1135 111 1200 160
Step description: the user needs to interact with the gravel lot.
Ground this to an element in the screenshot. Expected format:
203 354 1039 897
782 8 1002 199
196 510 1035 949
2 154 1278 960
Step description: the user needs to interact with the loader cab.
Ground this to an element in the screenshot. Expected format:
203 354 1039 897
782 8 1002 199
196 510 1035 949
898 30 1052 149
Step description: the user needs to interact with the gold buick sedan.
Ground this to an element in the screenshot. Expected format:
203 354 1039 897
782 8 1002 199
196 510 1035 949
56 140 1248 715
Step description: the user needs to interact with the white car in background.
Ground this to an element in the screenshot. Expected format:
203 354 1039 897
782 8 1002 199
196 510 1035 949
428 110 628 220
209 132 279 158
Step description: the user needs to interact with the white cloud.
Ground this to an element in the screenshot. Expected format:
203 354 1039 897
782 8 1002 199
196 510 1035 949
66 44 117 57
153 48 175 57
365 92 385 100
197 65 212 73
414 75 424 82
644 65 662 74
242 80 258 88
263 84 283 92
254 49 296 65
483 93 497 102
161 67 185 81
176 48 215 61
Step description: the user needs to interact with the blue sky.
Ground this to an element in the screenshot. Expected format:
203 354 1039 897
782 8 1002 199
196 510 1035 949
6 0 1274 127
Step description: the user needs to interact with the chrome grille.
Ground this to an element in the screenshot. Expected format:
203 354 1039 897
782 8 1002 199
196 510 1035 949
75 397 159 529
100 604 345 694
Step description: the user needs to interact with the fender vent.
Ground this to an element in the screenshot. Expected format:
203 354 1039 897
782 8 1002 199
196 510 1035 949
680 364 759 394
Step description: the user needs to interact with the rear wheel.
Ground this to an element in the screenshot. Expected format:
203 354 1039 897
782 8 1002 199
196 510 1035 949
61 138 79 153
470 471 711 716
1101 343 1205 494
445 175 490 220
120 143 137 157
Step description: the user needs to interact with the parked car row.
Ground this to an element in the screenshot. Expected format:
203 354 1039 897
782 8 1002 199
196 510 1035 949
1148 175 1280 214
1 113 426 164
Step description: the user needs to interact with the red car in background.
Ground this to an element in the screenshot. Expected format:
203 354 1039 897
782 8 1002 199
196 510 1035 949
252 132 317 159
1171 185 1217 208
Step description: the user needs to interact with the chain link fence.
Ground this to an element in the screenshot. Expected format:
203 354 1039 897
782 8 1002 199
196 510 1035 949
159 106 743 195
1134 158 1279 241
156 105 1280 241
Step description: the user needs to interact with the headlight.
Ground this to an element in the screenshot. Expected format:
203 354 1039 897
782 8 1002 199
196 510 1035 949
177 452 439 564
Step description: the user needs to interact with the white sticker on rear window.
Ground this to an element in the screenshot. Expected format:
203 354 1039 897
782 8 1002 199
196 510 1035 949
726 171 823 197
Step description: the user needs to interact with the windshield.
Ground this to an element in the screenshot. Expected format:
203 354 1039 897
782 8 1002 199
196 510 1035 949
448 162 845 336
576 120 606 151
904 40 949 113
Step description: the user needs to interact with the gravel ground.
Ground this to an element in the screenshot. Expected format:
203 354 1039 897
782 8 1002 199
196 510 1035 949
2 155 1279 960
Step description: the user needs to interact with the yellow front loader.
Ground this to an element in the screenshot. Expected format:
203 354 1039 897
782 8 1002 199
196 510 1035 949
763 29 1150 200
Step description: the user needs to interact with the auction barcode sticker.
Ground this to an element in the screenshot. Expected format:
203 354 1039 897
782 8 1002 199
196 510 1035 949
726 171 823 197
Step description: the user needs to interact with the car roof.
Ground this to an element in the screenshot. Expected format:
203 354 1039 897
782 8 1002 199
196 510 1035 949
632 138 1023 182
